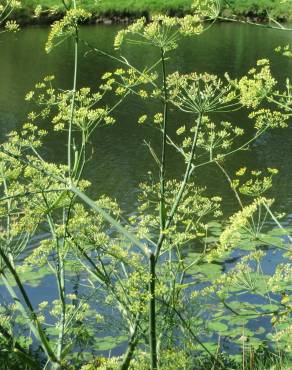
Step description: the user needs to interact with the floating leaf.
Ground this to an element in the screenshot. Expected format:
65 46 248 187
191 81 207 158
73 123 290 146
208 321 228 332
260 304 279 312
94 335 127 351
196 263 222 279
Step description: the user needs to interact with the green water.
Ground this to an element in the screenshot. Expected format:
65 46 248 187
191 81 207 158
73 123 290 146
0 24 292 216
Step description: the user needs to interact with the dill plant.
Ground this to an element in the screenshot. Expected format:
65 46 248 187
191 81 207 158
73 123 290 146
0 0 291 369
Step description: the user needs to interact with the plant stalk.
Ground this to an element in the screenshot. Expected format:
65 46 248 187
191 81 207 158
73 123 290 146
120 316 140 370
68 0 78 180
149 252 158 369
159 47 168 231
155 113 203 259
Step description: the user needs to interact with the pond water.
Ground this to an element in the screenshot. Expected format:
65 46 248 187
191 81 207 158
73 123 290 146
1 24 292 215
0 23 292 356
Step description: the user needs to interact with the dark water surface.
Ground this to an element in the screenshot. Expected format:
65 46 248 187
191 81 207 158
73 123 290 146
1 24 292 214
0 24 292 352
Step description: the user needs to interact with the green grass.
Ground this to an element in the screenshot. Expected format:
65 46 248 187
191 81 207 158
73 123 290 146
91 0 194 13
227 0 292 19
14 0 292 22
21 0 194 15
13 0 194 24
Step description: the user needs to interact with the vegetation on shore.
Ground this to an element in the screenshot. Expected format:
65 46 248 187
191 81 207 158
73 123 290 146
10 0 292 25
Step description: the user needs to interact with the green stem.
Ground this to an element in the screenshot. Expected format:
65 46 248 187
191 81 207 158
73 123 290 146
0 188 66 203
120 316 140 370
159 47 168 231
263 201 292 243
215 161 243 209
149 252 158 369
69 184 150 256
68 0 78 180
155 113 203 259
41 190 67 362
0 170 14 266
217 15 292 31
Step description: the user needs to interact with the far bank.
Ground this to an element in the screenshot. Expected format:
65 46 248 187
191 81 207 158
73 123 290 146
9 0 292 26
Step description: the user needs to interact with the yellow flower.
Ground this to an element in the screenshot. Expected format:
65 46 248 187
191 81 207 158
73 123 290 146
267 168 279 175
176 125 186 135
236 167 247 176
153 113 163 124
138 115 147 124
5 20 19 33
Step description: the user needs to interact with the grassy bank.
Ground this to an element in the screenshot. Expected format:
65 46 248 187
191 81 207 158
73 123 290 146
13 0 292 24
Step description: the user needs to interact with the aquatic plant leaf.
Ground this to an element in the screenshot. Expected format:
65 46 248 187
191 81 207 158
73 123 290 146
208 321 228 332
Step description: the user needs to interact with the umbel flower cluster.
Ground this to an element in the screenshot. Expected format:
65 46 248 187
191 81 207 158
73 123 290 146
25 75 117 139
167 72 239 114
45 8 91 53
114 14 207 51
